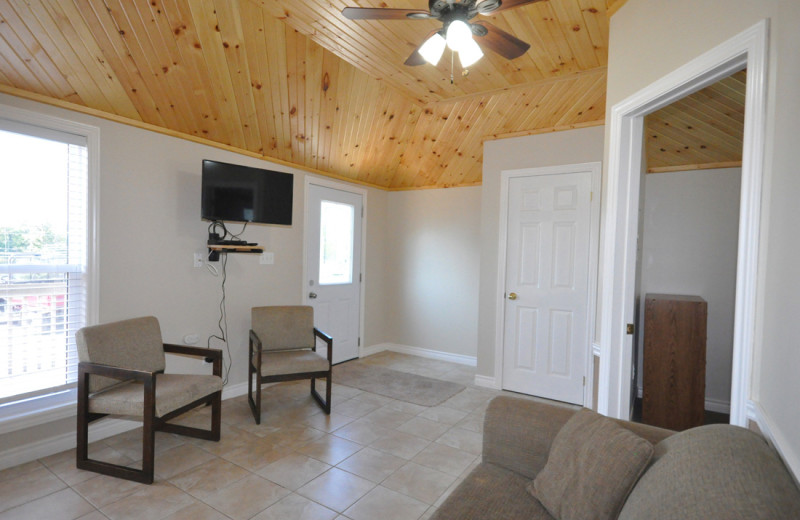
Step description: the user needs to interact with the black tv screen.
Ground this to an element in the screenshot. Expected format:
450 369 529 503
201 160 293 225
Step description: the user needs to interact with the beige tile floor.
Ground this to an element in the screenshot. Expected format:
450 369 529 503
0 352 535 520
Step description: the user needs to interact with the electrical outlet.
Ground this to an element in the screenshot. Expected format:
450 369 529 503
193 253 203 268
259 252 274 265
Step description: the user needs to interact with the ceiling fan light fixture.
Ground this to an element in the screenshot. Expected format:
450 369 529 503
458 37 484 67
446 20 473 51
418 32 446 66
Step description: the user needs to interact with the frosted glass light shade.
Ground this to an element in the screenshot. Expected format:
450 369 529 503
458 37 484 67
446 20 472 51
419 32 446 66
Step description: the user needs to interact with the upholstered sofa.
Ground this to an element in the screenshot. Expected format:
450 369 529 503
432 395 800 519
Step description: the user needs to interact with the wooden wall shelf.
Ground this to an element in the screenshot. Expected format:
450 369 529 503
207 243 262 261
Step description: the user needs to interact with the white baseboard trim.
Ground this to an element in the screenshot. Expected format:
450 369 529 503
747 400 800 484
474 374 500 390
361 343 477 367
704 397 731 414
360 343 391 358
635 385 730 414
0 383 250 472
222 381 249 400
0 417 139 471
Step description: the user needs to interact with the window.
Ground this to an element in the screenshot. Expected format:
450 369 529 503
318 200 354 285
0 109 96 418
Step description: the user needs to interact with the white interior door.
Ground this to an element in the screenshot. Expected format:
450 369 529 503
306 184 362 364
502 170 593 405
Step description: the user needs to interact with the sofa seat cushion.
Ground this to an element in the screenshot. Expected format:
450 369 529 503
430 462 554 520
619 424 800 520
88 374 222 417
529 408 653 520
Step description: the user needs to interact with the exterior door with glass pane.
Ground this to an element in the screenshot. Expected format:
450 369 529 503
306 184 362 364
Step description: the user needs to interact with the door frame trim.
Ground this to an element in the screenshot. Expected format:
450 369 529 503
493 162 602 406
303 176 367 359
598 20 769 425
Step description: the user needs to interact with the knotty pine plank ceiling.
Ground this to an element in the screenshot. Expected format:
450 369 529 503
645 70 745 174
0 1 740 189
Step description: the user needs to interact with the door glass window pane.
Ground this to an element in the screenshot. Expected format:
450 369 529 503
319 200 354 285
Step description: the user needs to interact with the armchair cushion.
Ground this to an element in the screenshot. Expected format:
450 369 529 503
88 373 223 417
252 306 314 351
76 316 166 392
258 350 330 377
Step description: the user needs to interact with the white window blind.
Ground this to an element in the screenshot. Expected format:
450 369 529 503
0 120 89 405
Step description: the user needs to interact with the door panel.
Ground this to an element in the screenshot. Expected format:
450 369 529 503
306 184 362 364
502 171 592 405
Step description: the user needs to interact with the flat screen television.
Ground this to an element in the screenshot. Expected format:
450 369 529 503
201 160 293 225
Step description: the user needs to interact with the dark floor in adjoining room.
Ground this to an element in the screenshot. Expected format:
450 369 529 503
632 397 730 430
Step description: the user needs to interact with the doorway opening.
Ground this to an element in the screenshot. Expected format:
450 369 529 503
630 70 746 430
598 20 768 427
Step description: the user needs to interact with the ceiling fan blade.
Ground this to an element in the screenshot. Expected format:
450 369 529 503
472 21 530 59
479 0 546 15
404 49 427 66
404 29 440 66
342 7 431 20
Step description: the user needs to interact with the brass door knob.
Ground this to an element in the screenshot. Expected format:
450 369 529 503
508 292 518 300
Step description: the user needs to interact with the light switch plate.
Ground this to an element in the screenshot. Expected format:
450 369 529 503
260 252 274 265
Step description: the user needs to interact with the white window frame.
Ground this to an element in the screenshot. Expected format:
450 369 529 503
0 104 99 434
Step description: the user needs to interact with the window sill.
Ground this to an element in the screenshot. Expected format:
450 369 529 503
0 389 77 435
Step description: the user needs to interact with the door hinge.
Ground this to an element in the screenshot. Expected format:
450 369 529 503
361 206 364 218
359 273 362 282
358 337 361 346
590 191 593 202
583 376 586 387
626 323 635 335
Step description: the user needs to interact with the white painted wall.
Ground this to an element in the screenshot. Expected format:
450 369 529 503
478 127 605 382
385 187 481 359
0 92 388 461
637 168 741 409
607 0 800 477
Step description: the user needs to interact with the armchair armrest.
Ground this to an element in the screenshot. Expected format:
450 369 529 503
163 343 222 359
77 362 158 418
249 329 262 350
314 327 333 363
163 344 223 377
78 361 155 383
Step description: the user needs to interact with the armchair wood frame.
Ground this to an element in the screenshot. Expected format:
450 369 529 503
76 344 222 484
247 327 332 424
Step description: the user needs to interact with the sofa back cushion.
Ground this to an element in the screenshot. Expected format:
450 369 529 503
619 424 800 519
529 408 653 520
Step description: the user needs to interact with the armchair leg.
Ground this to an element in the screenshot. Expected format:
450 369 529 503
141 414 156 484
310 375 331 415
248 362 262 424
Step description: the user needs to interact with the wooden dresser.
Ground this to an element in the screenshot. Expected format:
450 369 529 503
642 294 707 430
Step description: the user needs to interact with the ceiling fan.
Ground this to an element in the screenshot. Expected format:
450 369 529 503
341 0 542 68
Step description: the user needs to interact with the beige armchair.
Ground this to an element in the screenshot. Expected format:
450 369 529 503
248 306 332 424
76 316 222 484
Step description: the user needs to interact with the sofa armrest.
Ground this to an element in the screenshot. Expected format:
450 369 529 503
483 396 577 480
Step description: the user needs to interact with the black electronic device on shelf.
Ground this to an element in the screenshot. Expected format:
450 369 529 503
206 228 262 262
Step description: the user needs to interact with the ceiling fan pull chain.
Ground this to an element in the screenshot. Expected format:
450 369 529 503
450 50 455 84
